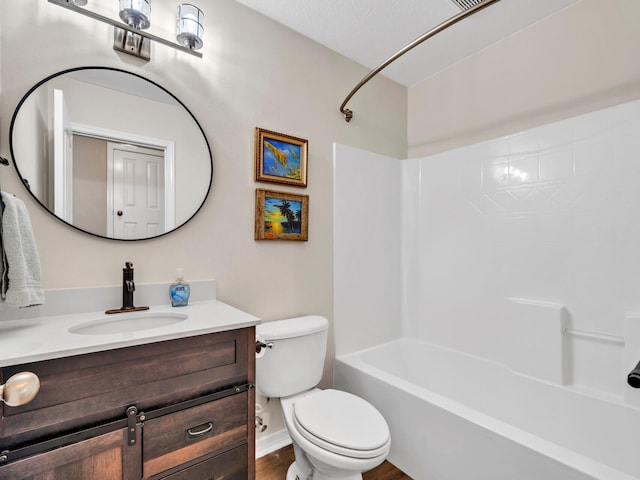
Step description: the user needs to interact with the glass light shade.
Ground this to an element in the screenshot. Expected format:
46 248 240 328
119 0 151 29
176 4 204 50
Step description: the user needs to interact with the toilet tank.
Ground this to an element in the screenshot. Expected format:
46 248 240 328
256 315 328 398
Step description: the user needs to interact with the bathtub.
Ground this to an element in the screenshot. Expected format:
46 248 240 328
334 339 640 480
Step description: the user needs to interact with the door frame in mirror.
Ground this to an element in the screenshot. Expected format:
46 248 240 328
72 123 177 235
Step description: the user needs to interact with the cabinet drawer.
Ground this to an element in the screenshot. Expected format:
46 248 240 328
1 328 252 447
158 444 248 480
143 392 247 478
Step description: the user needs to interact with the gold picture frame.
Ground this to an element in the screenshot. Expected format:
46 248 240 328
255 189 309 241
255 128 308 187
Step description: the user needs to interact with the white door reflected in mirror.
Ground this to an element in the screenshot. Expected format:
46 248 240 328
109 144 166 239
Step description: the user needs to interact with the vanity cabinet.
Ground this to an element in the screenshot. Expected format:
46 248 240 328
0 327 255 480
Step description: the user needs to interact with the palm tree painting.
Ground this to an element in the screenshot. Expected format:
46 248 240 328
255 189 308 241
255 128 308 187
264 197 302 234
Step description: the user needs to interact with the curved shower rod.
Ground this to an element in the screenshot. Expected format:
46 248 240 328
339 0 502 122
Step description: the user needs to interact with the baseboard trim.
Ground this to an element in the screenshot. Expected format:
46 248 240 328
256 428 292 458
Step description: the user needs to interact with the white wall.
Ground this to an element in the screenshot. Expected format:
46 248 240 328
411 99 640 397
333 144 402 355
0 0 406 442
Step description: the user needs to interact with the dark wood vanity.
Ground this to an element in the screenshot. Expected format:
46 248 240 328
0 327 255 480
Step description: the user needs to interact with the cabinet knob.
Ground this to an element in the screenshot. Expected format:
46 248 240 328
0 372 40 407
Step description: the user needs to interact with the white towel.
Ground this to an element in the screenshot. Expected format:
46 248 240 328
1 192 44 308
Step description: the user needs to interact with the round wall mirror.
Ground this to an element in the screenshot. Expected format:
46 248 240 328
9 67 213 241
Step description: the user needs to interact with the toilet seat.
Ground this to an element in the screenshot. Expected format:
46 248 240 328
292 389 390 459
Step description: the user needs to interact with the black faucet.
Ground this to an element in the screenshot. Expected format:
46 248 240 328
105 262 150 314
628 360 640 388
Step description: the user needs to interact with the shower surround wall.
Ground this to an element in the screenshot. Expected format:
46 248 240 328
334 97 640 400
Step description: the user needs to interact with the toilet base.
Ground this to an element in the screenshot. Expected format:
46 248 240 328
286 460 364 480
286 462 303 480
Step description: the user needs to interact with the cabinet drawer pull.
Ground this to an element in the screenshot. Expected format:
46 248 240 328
186 421 214 439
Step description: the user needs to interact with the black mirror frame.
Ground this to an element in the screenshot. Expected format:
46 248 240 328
9 66 213 242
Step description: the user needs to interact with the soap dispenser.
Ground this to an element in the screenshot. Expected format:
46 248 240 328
169 268 190 307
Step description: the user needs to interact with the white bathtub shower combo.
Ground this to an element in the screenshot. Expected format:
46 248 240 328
334 99 640 479
335 339 639 480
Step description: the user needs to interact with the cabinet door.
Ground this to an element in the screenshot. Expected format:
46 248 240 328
0 427 141 480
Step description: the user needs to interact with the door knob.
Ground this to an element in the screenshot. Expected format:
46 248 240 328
117 210 123 216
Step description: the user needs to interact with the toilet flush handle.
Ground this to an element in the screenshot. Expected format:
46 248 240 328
255 340 274 354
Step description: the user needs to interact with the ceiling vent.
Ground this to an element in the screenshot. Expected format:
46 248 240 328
450 0 485 10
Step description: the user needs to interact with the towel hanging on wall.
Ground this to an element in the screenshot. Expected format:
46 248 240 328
0 157 7 216
0 195 5 297
0 192 44 308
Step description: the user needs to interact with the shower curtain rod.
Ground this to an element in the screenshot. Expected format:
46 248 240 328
339 0 502 122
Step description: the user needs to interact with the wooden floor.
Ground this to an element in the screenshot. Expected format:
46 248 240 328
256 445 412 480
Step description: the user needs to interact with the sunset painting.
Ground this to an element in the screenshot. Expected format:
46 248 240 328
255 189 309 241
264 196 303 235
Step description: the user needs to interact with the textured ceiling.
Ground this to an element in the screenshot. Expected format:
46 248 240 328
232 0 578 86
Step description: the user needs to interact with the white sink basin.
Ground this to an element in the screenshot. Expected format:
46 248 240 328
69 312 188 335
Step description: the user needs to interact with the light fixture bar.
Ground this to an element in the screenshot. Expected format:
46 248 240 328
48 0 203 58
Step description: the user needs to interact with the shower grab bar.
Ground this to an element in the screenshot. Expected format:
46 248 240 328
339 0 502 122
562 327 625 345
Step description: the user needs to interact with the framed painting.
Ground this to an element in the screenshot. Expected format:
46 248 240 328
255 189 309 241
255 128 308 187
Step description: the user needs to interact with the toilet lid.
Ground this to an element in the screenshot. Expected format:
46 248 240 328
292 389 389 457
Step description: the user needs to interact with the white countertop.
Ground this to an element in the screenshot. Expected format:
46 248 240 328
0 299 260 367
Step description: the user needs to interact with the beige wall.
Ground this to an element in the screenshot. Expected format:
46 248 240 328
408 0 640 157
0 2 406 322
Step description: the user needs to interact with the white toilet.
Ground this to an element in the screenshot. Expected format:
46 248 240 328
256 315 390 480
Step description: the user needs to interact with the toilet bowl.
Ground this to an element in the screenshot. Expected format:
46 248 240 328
256 316 391 480
281 389 390 480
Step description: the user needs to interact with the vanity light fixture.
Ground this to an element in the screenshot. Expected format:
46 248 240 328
119 0 151 29
48 0 203 60
115 0 152 59
176 4 204 50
